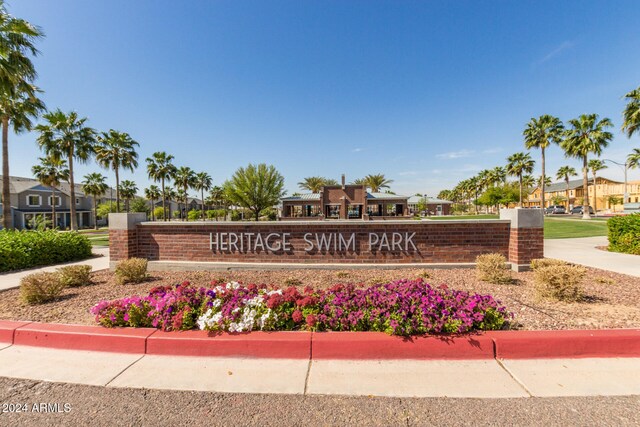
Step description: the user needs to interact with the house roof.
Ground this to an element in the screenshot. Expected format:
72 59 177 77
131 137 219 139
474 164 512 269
0 175 116 199
541 177 621 193
281 193 321 201
366 192 408 200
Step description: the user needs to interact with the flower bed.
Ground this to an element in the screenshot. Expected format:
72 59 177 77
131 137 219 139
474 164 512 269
90 279 510 336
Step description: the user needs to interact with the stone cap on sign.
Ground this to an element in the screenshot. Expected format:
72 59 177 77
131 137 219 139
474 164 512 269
138 219 511 226
109 213 147 230
499 208 543 229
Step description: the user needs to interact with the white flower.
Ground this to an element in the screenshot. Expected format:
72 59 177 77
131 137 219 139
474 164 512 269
226 282 241 290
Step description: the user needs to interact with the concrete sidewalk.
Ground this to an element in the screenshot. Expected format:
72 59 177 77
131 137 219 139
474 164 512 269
0 345 638 398
544 236 640 277
0 247 110 291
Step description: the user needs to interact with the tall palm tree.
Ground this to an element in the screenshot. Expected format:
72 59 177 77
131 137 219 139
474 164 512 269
587 159 607 213
363 174 393 192
144 185 161 221
164 186 177 220
194 171 212 221
488 166 506 187
506 152 535 206
31 155 68 229
146 152 176 221
561 114 613 219
556 166 578 210
95 129 139 213
523 115 564 210
35 109 96 230
0 3 44 230
622 86 640 139
118 180 137 212
628 148 640 169
174 166 195 220
208 185 225 220
82 172 107 230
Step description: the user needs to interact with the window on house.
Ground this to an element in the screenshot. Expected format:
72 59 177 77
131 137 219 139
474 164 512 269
27 195 41 206
48 196 62 206
76 198 80 205
325 205 340 218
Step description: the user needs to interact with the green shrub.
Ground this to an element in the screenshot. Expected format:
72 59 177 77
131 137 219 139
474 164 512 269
206 209 226 220
608 214 640 255
153 206 166 220
530 258 567 271
187 209 201 221
534 264 586 302
284 277 302 286
115 258 148 285
20 272 67 305
335 271 350 279
476 253 512 284
57 265 93 287
0 230 92 272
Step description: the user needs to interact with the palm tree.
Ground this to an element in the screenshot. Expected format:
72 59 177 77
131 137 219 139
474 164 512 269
194 171 212 221
82 172 107 230
622 86 640 139
488 166 506 187
144 185 161 221
95 129 139 213
556 166 578 210
523 115 564 210
561 114 613 219
164 186 177 220
208 185 225 220
35 109 97 230
628 148 640 169
588 159 607 213
506 152 535 206
363 174 393 192
146 152 176 221
298 176 338 193
31 155 69 229
0 3 44 230
174 166 195 220
118 180 137 212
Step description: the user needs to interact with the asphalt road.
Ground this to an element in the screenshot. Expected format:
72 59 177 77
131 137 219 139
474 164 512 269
0 377 638 426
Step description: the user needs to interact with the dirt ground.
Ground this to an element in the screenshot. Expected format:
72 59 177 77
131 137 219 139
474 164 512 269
1 265 639 331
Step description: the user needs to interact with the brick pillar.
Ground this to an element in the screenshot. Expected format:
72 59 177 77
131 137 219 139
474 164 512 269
108 213 146 267
499 208 544 272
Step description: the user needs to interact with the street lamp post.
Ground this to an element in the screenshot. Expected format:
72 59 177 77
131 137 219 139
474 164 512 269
603 159 629 205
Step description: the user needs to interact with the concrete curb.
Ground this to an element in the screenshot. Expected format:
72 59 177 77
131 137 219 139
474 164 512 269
0 321 639 360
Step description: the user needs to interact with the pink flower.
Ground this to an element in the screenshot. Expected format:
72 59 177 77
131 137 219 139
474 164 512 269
292 310 303 323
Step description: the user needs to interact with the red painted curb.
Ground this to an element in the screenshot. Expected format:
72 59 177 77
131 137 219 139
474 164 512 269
488 329 640 359
13 323 156 354
0 320 32 344
146 330 311 359
311 332 495 360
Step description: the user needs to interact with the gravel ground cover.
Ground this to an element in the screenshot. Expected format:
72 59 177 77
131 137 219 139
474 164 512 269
0 377 638 426
1 266 639 330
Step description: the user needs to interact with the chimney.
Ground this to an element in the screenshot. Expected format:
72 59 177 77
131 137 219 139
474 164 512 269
341 174 346 189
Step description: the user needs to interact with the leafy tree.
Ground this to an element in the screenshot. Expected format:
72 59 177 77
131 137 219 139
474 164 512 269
31 155 69 228
194 171 212 221
223 163 285 220
556 165 578 210
561 114 613 219
0 2 44 229
146 151 176 220
622 86 640 139
35 109 97 230
588 159 607 213
118 180 138 212
144 185 161 221
95 129 139 212
128 197 148 214
628 148 640 169
523 115 564 211
96 201 119 219
153 206 166 221
82 172 107 229
298 176 338 193
506 152 535 206
476 184 518 211
607 195 623 211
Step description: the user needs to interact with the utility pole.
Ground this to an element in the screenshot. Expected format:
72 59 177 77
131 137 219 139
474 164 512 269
603 159 629 205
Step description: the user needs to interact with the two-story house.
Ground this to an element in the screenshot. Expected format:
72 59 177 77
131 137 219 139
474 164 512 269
0 175 116 229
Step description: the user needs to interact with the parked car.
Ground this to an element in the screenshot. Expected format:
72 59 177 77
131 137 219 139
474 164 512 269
545 205 566 214
570 205 595 215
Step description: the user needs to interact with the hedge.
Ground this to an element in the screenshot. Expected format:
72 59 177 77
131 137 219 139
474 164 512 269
607 214 640 255
0 230 93 272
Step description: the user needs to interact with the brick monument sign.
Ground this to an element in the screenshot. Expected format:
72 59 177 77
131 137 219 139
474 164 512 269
109 209 543 271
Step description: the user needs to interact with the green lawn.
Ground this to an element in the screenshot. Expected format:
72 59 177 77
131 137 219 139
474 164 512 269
427 214 608 239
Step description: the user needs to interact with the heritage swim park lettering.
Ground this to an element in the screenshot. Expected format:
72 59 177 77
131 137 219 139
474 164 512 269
209 232 417 253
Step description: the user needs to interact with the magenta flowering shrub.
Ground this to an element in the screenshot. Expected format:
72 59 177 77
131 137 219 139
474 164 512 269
90 279 510 336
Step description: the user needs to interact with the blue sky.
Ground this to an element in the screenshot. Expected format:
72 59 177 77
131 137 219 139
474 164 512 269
7 0 640 197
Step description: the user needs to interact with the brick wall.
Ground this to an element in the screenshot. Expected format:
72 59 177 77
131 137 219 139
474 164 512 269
110 221 517 264
508 228 544 267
